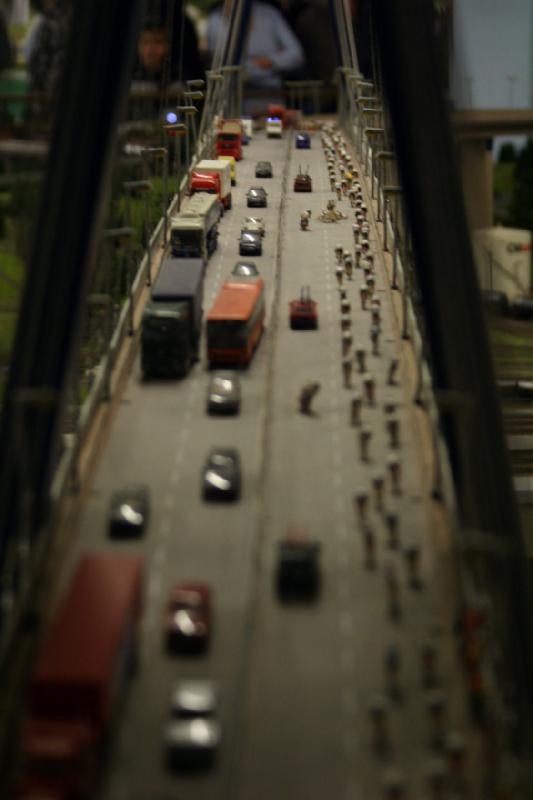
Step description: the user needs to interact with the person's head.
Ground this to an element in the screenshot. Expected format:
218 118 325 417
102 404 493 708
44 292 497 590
137 22 169 72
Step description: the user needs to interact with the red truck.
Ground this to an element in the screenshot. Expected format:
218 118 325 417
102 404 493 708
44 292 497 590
266 104 300 130
215 119 243 161
190 159 232 210
18 554 144 799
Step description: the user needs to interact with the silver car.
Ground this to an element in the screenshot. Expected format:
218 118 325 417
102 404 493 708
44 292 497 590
170 680 219 718
206 372 241 415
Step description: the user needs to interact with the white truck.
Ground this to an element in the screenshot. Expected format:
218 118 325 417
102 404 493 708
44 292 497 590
266 118 283 138
191 159 233 210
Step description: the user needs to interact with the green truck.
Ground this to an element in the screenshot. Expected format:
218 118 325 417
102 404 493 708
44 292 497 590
141 258 204 378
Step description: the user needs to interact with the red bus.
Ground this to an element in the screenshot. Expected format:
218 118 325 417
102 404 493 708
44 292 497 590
18 554 144 800
206 280 265 366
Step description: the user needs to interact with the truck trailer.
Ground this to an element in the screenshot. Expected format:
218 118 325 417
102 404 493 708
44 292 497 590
142 258 204 378
191 159 232 210
18 554 144 800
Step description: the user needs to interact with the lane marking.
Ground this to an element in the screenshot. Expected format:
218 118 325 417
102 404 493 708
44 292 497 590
339 612 355 636
341 686 357 716
340 648 356 673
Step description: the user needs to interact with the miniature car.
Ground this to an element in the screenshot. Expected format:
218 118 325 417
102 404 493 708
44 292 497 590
294 170 312 192
206 372 241 415
255 161 273 178
170 679 219 718
202 448 241 501
266 117 283 138
108 485 150 538
247 186 268 208
242 216 265 237
289 286 318 329
238 230 263 256
164 718 221 770
295 131 311 149
227 262 263 287
165 582 212 652
276 533 321 600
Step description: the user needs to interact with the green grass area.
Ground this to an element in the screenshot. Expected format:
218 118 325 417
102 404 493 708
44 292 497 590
0 247 25 304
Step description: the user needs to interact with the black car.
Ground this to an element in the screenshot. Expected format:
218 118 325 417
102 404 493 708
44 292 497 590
202 448 241 501
246 186 268 208
276 538 321 600
255 161 273 178
238 230 262 256
108 485 150 538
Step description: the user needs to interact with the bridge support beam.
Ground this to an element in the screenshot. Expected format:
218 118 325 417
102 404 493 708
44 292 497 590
458 138 493 230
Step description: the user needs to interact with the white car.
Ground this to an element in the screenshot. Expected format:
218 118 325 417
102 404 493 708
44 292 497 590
170 680 219 718
242 217 265 237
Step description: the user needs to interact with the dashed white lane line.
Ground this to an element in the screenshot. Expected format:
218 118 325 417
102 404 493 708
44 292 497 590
159 518 171 539
152 543 166 566
340 648 356 674
332 472 343 490
342 730 359 757
341 686 358 716
339 612 355 636
148 572 162 597
337 578 350 601
163 492 174 512
336 523 348 541
169 467 181 486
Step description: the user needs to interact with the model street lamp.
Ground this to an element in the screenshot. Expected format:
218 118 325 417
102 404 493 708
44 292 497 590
100 226 136 338
124 145 170 244
123 180 153 286
177 105 198 191
164 119 187 209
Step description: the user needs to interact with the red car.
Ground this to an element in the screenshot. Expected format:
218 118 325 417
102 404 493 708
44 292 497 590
290 286 318 329
294 170 312 192
165 583 212 652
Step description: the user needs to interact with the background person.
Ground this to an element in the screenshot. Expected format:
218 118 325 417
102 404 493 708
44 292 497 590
207 0 305 114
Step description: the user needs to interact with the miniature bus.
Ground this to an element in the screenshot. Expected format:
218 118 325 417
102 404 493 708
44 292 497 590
206 280 265 366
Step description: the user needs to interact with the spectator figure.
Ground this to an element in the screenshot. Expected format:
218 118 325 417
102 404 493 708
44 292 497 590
0 4 13 73
132 0 204 90
130 0 204 119
207 0 305 114
20 1 47 65
27 0 71 94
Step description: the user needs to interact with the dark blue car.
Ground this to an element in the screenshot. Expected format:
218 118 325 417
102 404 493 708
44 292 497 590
295 132 311 149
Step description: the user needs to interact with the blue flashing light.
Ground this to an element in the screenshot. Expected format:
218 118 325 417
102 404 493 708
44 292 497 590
267 117 281 123
166 111 178 124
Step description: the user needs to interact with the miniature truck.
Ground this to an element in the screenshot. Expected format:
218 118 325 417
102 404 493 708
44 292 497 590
191 159 233 210
18 554 144 800
171 192 221 260
266 117 283 138
215 119 243 161
141 258 204 378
